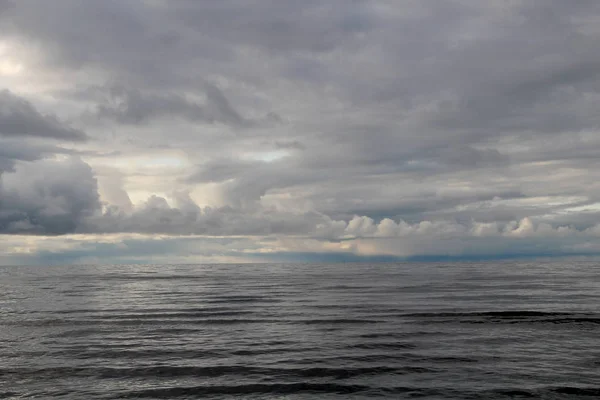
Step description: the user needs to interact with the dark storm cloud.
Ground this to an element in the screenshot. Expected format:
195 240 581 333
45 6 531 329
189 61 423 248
0 90 87 141
0 158 100 234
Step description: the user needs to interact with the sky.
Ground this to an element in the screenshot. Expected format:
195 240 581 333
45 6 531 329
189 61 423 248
2 0 600 265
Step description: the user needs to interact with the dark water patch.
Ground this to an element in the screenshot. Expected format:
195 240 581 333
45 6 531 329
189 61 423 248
358 332 405 339
119 384 481 398
552 387 600 396
320 285 373 290
490 389 537 398
520 317 600 325
403 310 600 326
119 382 373 397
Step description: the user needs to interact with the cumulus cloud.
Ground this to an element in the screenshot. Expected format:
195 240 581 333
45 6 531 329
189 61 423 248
82 193 325 237
315 215 585 241
0 158 100 234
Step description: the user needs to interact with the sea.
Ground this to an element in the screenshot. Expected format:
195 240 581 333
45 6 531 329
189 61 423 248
1 261 599 399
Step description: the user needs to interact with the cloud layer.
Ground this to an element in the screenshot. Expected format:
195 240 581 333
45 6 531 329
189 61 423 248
2 0 600 264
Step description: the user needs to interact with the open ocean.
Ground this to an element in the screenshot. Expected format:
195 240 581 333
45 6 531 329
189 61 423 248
1 261 599 399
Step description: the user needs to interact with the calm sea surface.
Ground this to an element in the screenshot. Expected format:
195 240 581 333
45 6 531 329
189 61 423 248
1 261 599 399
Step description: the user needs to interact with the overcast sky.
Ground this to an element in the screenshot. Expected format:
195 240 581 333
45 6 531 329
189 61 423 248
2 0 600 264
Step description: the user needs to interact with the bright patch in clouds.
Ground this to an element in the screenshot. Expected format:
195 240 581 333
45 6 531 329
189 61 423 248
0 41 24 76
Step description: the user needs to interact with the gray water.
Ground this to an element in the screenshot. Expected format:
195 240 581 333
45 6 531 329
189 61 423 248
1 261 599 399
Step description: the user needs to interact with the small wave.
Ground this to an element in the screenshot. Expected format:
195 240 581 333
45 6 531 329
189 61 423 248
87 274 203 281
7 317 287 327
49 306 240 315
298 318 381 324
358 332 405 339
286 353 479 365
87 310 254 319
64 348 228 360
319 285 372 290
49 328 127 338
228 347 314 356
204 296 281 304
358 331 442 339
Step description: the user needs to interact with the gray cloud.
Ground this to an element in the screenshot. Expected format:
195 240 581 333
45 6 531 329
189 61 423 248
274 140 305 150
3 1 600 262
79 191 325 237
0 138 71 173
86 83 271 128
0 90 87 141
